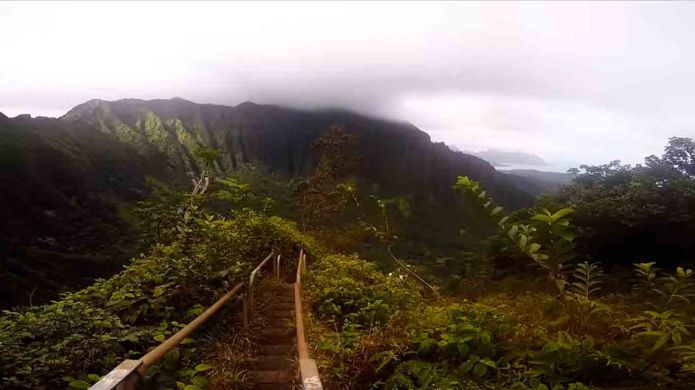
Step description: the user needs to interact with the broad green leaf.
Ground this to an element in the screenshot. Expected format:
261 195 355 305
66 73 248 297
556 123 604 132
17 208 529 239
480 358 497 368
194 363 213 372
531 214 553 223
550 207 575 222
472 362 487 377
68 380 90 389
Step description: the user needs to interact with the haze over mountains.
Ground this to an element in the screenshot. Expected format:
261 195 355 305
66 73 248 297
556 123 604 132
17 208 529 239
0 97 544 308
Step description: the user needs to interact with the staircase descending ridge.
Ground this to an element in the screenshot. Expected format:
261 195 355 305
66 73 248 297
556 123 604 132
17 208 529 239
251 283 297 389
90 251 322 390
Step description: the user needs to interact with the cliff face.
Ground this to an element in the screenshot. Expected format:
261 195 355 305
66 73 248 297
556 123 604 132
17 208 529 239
0 98 534 307
61 98 525 206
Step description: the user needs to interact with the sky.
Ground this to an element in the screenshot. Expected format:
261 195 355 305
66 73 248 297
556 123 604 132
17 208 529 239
2 2 695 171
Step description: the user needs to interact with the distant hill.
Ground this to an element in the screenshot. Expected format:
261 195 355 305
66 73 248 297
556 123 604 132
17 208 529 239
0 98 536 307
502 169 574 194
471 149 548 167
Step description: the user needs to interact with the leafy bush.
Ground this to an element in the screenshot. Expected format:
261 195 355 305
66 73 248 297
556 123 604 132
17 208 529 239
307 254 419 329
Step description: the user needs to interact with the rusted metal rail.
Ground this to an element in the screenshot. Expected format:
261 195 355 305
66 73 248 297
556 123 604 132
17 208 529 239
90 251 276 390
247 251 276 319
295 249 323 390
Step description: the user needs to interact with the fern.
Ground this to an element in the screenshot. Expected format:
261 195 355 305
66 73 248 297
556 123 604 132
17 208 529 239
569 262 604 300
633 263 695 311
632 262 660 299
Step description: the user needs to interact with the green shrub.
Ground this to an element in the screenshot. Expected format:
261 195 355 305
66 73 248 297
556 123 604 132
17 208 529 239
306 254 419 329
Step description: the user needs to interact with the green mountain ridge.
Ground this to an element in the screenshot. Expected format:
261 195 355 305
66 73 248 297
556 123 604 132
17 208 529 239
0 98 536 308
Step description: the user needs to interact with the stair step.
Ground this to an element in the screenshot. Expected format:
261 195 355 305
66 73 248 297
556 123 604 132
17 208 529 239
256 356 294 370
261 344 293 356
256 383 294 390
258 328 294 344
272 310 294 318
252 369 293 384
272 302 296 310
269 318 294 327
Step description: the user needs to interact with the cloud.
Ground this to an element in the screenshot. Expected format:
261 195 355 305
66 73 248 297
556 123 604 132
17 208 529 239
1 2 695 168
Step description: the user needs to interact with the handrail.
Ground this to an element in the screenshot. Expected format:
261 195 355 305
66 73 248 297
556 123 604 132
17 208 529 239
295 249 323 389
138 283 244 375
275 254 282 279
90 283 244 390
91 251 274 390
247 251 275 317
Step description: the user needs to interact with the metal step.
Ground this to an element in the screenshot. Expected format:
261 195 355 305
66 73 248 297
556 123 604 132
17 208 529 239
252 369 293 384
260 344 293 356
256 356 294 370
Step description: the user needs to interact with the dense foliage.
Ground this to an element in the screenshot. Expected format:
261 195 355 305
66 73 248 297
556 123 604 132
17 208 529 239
0 187 315 389
305 138 695 389
551 137 695 268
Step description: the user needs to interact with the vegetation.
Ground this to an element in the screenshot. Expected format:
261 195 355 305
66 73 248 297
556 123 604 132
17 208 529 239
0 182 314 389
302 137 695 389
3 100 695 389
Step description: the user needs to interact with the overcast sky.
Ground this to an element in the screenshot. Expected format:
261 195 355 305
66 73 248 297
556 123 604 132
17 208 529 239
2 2 695 171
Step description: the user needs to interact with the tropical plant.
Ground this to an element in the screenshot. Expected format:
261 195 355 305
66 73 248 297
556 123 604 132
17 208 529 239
569 262 604 301
455 176 576 292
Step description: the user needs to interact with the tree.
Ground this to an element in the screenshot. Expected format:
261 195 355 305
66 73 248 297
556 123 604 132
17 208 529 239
553 137 695 268
646 137 695 178
298 124 361 231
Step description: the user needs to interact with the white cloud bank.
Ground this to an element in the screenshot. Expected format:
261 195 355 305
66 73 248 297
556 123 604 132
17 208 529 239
2 1 695 170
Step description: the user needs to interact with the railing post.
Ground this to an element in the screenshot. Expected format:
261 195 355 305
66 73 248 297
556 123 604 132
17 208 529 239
294 248 324 389
115 371 139 390
242 293 248 330
275 254 281 280
248 251 274 321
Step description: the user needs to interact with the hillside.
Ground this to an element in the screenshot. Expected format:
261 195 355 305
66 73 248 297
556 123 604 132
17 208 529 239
0 98 535 308
502 169 574 194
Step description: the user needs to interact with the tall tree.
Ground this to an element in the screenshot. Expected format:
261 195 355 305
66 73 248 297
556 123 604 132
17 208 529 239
298 124 360 231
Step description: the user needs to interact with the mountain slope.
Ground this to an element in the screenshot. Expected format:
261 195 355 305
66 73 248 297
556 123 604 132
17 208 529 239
0 99 535 307
62 98 531 206
502 169 574 194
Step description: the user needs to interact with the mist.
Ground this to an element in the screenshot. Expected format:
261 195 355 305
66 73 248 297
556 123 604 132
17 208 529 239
2 1 695 170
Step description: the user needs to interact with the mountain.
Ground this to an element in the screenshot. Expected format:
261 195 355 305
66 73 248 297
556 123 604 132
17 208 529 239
471 149 548 167
502 169 574 194
0 98 536 307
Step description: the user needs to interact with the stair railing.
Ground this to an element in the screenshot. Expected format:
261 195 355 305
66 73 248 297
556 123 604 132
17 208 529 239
247 251 278 320
294 249 324 390
90 251 275 390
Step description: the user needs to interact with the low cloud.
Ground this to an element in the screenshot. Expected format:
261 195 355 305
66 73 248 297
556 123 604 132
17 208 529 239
1 2 694 169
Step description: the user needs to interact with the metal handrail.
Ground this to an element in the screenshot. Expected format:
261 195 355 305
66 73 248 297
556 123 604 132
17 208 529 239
91 251 274 390
90 283 243 390
275 254 282 279
138 283 244 375
295 249 323 389
247 251 275 318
